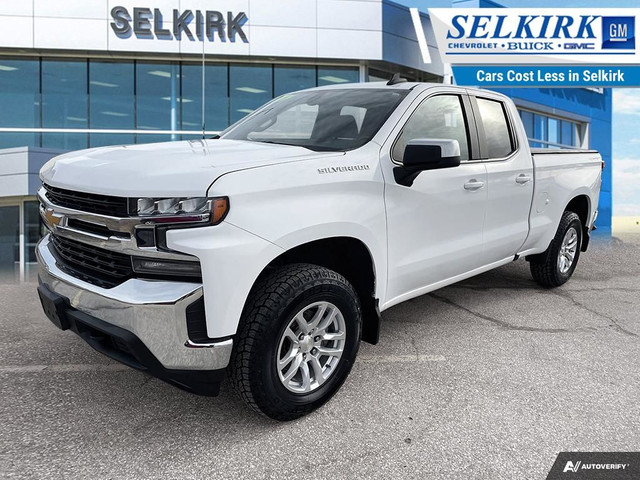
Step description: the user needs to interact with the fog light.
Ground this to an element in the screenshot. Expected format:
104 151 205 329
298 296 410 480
132 257 202 277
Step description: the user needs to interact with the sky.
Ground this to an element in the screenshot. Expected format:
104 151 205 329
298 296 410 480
612 90 640 216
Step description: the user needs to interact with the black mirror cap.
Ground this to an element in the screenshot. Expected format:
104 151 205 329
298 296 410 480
394 139 462 187
403 143 461 170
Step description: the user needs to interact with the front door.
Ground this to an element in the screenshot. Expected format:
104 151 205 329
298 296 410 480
384 93 488 306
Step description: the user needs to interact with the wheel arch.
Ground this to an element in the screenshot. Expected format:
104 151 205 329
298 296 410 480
246 236 381 345
564 194 591 252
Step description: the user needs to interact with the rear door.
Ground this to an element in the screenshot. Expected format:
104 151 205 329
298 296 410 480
469 94 534 263
383 91 488 305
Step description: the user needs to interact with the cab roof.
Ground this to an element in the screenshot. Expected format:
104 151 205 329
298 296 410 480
311 81 432 91
299 81 509 103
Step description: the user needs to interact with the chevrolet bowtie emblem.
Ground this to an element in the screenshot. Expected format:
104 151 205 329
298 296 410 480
42 207 63 228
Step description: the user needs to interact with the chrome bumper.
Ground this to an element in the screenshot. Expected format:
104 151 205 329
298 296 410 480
36 234 232 371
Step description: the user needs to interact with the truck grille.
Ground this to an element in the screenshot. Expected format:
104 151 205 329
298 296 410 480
43 183 129 217
49 234 132 289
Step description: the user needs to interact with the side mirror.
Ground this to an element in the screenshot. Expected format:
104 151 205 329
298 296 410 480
394 139 461 187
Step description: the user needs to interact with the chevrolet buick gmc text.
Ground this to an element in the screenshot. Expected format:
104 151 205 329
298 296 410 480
36 81 602 420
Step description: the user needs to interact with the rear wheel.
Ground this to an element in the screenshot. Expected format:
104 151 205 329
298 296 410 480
529 211 582 288
228 263 361 420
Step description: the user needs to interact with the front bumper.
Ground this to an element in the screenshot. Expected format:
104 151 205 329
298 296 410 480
36 235 233 391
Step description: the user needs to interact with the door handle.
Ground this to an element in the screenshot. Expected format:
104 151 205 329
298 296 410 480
515 174 532 185
464 179 485 191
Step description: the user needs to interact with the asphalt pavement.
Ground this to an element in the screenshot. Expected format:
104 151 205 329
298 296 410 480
1 234 639 480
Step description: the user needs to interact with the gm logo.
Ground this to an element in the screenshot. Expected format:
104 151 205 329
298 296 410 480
602 16 635 49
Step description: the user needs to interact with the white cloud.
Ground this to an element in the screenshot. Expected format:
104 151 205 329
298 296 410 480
613 157 640 216
613 90 640 115
612 92 640 215
616 204 640 217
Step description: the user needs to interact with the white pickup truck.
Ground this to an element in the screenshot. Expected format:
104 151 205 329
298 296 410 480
36 81 602 420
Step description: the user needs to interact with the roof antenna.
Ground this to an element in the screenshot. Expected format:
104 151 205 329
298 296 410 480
387 73 407 86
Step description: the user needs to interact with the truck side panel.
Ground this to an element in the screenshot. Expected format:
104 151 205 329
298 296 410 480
518 150 602 256
168 143 388 339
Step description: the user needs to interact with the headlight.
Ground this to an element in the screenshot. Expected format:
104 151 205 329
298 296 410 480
129 196 229 225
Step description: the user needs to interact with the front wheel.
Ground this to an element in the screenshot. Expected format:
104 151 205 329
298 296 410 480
228 263 361 420
529 211 583 288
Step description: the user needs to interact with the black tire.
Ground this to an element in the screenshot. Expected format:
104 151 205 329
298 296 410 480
529 211 583 288
228 263 361 421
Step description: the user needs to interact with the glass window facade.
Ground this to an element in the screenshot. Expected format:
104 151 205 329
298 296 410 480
274 66 315 97
89 60 135 147
518 109 583 149
24 201 44 264
0 201 47 283
42 59 88 150
229 64 273 124
317 67 359 86
0 205 19 283
181 63 229 134
0 57 360 149
136 62 180 144
0 58 39 149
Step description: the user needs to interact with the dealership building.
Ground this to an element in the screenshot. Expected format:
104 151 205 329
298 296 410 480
0 0 612 281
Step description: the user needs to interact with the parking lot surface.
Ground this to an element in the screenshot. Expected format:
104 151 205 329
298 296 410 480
1 234 639 480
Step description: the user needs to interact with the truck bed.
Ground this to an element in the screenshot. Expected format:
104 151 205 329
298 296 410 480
530 148 598 155
520 148 602 255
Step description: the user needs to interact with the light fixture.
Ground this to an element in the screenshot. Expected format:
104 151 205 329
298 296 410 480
319 75 349 83
90 80 118 88
161 96 193 103
101 111 129 117
236 108 254 114
148 70 172 78
235 87 267 94
0 65 18 72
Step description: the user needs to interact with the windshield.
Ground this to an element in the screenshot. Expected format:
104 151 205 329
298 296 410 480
220 89 408 151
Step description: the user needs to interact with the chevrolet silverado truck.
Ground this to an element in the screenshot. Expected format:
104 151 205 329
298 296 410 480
36 81 602 420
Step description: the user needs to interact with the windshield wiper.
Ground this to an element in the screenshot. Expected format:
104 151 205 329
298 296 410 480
255 140 313 151
255 140 341 152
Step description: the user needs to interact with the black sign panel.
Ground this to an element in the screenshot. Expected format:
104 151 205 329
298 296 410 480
547 453 640 480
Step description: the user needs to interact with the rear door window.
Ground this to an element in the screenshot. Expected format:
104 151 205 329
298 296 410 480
475 98 515 159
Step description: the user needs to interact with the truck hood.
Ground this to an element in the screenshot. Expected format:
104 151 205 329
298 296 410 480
40 139 343 197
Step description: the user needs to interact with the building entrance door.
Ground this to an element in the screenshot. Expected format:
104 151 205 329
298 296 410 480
0 205 20 283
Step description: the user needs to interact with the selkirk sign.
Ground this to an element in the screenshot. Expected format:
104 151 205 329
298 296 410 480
110 6 248 42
